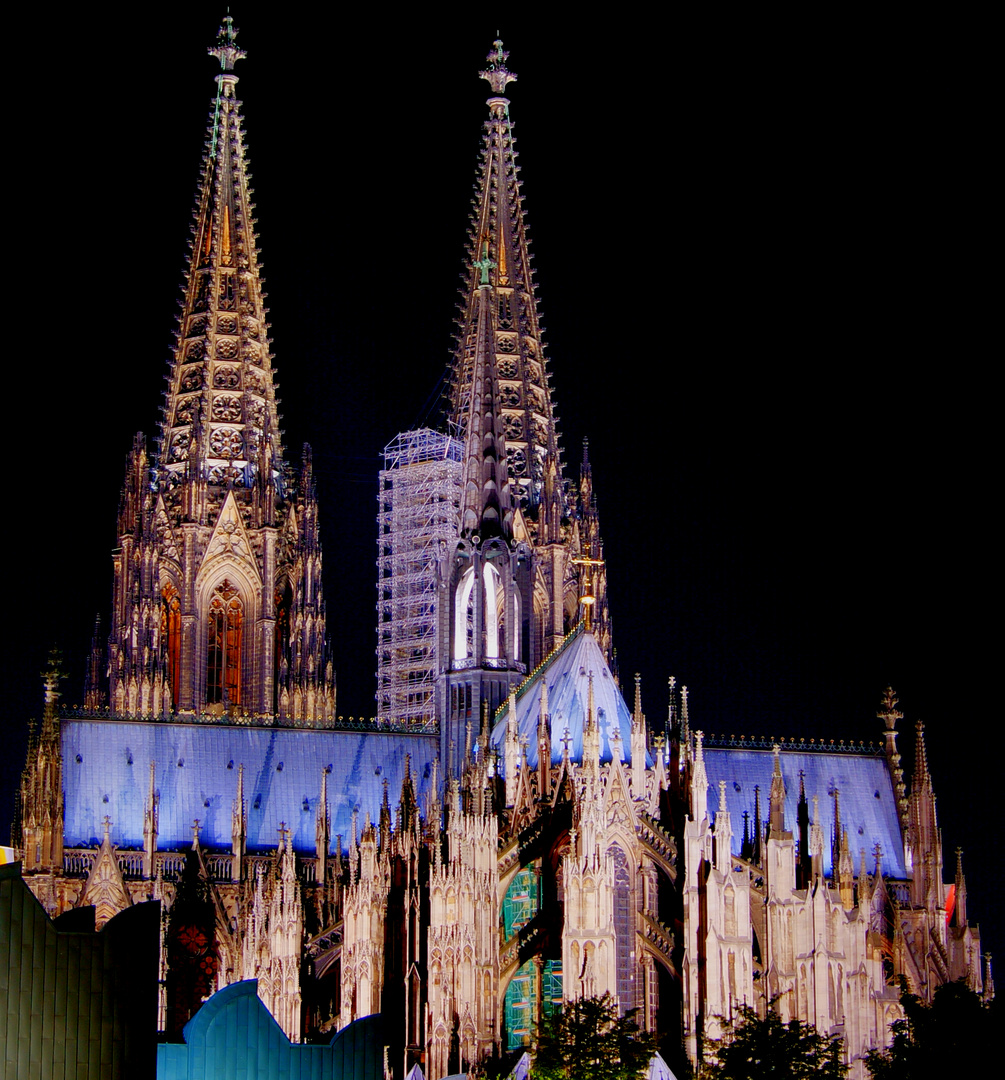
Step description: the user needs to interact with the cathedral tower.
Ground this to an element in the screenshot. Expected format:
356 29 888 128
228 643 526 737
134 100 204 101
107 17 335 724
435 40 611 776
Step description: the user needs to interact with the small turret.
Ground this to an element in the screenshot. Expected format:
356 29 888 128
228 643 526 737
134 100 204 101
316 768 330 890
84 614 104 711
797 771 810 889
951 848 967 928
909 718 944 908
631 673 647 797
715 780 732 873
143 760 159 880
751 784 762 866
538 680 551 800
19 653 65 873
691 731 709 824
504 693 519 807
837 821 855 911
768 745 787 839
878 687 908 828
810 794 824 882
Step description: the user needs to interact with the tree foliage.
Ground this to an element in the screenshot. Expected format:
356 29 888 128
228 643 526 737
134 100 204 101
865 978 997 1080
531 993 657 1080
704 1002 847 1079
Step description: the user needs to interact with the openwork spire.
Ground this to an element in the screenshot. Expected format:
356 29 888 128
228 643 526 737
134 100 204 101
159 16 283 509
448 39 561 518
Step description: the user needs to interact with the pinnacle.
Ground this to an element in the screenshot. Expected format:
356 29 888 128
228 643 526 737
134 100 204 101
209 15 247 73
479 38 517 96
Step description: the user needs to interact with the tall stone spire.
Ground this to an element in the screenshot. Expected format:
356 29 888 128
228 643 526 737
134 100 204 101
878 687 908 829
909 718 943 907
18 652 65 873
105 17 335 724
448 39 560 517
159 15 283 508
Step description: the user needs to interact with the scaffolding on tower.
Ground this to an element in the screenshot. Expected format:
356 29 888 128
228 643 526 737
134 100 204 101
376 429 463 727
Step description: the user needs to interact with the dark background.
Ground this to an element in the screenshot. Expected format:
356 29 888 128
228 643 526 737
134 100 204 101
3 11 997 966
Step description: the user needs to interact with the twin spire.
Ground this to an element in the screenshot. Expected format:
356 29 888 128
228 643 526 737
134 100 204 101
165 27 557 545
159 17 283 509
451 40 562 532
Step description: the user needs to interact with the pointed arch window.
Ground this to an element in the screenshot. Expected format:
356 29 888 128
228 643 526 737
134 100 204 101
274 579 292 714
483 562 502 659
207 580 242 706
454 566 476 661
161 583 181 711
609 843 634 1014
725 883 737 937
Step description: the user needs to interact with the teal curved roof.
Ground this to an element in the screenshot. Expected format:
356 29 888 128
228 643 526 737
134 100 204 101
158 979 388 1079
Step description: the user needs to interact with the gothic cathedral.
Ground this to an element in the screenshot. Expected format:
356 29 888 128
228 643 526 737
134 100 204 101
13 19 988 1080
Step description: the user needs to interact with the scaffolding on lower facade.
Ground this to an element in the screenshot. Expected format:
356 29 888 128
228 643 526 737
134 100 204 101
376 429 463 726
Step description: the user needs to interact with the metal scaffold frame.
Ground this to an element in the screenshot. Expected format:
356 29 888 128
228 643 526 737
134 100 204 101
376 429 463 726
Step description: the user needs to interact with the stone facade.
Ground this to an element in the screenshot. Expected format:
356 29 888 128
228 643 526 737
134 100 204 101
11 21 989 1080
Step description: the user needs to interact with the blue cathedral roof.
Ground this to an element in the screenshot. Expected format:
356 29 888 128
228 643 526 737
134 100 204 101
62 719 438 854
702 745 907 879
489 629 650 771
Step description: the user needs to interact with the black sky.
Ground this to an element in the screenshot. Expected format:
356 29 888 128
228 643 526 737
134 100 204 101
3 10 998 966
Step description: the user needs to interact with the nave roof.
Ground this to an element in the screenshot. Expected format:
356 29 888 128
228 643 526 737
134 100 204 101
63 719 437 854
702 744 906 878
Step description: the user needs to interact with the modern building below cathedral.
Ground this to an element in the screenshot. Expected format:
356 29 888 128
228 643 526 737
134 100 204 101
10 19 991 1080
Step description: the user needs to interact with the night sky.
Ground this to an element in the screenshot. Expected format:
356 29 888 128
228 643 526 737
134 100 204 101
4 12 998 968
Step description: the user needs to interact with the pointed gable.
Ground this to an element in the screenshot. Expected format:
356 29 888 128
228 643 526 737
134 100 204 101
200 489 262 584
77 820 132 928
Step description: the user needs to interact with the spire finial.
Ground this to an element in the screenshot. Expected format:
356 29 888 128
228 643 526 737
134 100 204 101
480 38 517 96
877 686 903 731
209 15 247 73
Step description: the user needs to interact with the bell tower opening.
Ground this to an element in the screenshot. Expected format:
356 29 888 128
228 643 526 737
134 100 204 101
207 580 243 708
161 583 181 711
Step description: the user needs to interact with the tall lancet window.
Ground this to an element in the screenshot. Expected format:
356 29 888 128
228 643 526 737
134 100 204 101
454 567 476 661
609 843 634 1013
483 562 503 659
274 580 292 712
161 583 181 711
207 580 242 706
512 588 520 663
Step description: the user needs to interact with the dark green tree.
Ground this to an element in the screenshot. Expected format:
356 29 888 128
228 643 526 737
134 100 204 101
865 978 996 1080
531 993 658 1080
704 1002 847 1079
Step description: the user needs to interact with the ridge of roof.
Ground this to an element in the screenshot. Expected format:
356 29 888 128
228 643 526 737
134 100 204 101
703 732 884 756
